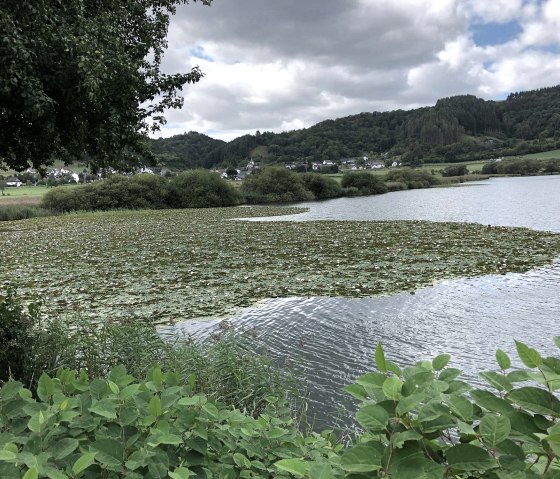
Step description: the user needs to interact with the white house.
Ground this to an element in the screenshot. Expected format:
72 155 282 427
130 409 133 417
5 176 23 187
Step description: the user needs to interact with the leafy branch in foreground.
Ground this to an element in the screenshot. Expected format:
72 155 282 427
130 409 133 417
3 338 560 478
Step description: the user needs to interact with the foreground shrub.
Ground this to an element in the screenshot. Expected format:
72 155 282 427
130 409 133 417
0 365 337 479
241 167 314 204
167 169 241 208
301 173 342 200
340 171 388 196
0 288 302 418
3 339 560 477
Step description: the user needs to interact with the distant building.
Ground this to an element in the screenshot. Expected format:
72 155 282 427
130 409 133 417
5 176 23 187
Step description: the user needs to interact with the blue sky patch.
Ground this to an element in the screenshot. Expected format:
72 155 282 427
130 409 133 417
191 45 214 62
471 21 523 47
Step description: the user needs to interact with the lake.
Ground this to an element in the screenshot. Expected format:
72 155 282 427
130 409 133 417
166 175 560 429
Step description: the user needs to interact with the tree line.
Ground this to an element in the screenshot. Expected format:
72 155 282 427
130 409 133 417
150 86 560 170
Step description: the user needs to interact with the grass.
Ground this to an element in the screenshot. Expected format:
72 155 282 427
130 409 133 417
0 185 82 207
0 205 55 222
1 207 559 325
520 149 560 160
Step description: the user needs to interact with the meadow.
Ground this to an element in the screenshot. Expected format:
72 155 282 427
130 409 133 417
1 206 559 325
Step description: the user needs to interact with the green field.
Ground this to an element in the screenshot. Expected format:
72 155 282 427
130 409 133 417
2 207 559 325
0 185 81 206
521 149 560 159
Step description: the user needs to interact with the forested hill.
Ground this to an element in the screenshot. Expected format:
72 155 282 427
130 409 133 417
149 85 560 169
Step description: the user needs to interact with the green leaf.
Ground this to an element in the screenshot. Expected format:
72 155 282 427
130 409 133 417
22 467 38 479
149 395 162 417
432 354 451 371
341 444 384 473
343 384 367 400
480 371 513 392
496 349 511 370
91 438 124 467
0 381 23 401
390 430 423 448
390 451 445 479
446 444 498 471
396 393 424 416
177 395 207 406
480 414 511 446
309 463 337 479
355 404 389 431
0 450 17 461
72 452 97 475
470 389 514 414
382 376 403 400
37 374 54 402
275 459 307 477
202 403 218 419
508 387 560 416
88 399 117 419
515 340 542 368
52 438 79 460
554 336 560 349
446 395 473 422
265 427 289 440
168 467 196 479
233 453 251 469
439 368 461 382
375 342 387 373
156 434 182 445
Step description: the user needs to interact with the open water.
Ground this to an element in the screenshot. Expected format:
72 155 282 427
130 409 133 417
165 175 560 429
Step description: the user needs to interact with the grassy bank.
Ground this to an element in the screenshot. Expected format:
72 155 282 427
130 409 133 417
1 207 559 324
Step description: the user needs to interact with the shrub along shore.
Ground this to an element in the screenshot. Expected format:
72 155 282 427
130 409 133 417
2 157 559 220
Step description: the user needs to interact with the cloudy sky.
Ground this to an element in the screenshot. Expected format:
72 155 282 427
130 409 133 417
154 0 560 142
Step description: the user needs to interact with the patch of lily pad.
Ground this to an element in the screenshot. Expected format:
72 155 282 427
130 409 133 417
1 206 560 325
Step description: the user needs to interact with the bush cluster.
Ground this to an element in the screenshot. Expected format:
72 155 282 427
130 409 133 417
240 167 315 204
385 168 440 190
482 157 560 175
340 171 388 196
42 171 241 213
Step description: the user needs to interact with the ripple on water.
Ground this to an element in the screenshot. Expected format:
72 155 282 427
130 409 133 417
163 260 560 429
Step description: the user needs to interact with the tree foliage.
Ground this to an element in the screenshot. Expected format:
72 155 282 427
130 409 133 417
341 171 388 196
0 0 210 172
241 167 314 204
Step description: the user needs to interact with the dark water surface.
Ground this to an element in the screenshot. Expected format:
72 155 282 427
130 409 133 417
164 176 560 429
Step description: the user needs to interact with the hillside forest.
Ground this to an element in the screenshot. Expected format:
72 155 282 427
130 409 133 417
150 85 560 170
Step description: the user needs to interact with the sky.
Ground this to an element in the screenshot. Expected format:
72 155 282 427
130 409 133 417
153 0 560 142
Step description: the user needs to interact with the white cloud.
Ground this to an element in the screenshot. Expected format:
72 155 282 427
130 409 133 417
150 0 560 141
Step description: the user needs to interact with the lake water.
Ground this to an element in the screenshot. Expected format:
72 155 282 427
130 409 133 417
165 176 560 429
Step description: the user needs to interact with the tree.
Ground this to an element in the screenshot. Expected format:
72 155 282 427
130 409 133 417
226 167 238 180
241 167 314 204
0 0 210 172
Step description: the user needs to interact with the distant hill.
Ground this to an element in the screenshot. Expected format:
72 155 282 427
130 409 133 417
149 85 560 170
